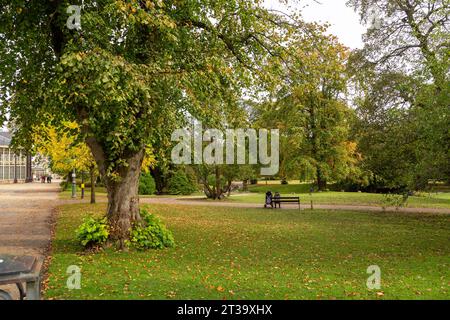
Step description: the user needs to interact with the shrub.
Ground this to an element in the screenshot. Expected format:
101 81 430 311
129 209 175 250
60 180 69 190
168 171 197 195
76 217 109 247
139 172 156 195
382 193 409 211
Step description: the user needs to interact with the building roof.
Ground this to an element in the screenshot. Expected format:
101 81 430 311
0 132 12 146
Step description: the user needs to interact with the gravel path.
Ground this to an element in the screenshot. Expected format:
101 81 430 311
0 182 60 299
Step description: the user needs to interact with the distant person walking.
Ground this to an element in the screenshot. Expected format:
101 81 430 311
46 175 52 184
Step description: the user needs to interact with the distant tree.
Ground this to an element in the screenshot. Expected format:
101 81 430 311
32 121 98 203
348 0 449 89
193 164 253 199
348 0 450 188
255 31 363 190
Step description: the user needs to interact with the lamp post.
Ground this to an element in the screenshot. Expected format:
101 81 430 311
71 169 76 198
13 154 18 184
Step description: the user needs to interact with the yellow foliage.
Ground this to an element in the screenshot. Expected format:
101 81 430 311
141 146 157 173
32 122 95 174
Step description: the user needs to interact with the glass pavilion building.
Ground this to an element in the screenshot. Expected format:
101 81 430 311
0 132 32 183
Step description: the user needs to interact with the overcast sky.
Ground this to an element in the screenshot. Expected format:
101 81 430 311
264 0 367 49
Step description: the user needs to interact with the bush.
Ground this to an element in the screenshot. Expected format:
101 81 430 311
139 172 156 195
60 180 69 191
168 171 197 195
76 217 109 247
129 209 175 250
382 193 409 210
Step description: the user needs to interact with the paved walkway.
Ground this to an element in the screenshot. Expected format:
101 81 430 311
0 182 59 299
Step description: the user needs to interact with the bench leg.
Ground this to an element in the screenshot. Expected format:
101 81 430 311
26 279 40 300
16 283 26 300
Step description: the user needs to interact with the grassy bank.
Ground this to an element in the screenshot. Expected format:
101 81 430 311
45 202 450 299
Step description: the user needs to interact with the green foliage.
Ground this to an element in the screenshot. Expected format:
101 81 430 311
382 193 409 211
349 0 450 190
168 171 197 195
0 0 306 179
139 172 156 195
76 217 109 247
254 32 360 190
129 209 175 250
0 0 311 241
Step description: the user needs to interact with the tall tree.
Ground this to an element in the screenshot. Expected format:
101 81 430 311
348 0 450 188
255 31 362 190
0 0 304 246
348 0 449 89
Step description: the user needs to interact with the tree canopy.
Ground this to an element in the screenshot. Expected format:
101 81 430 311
0 0 309 246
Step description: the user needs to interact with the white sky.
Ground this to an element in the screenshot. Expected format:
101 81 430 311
264 0 367 49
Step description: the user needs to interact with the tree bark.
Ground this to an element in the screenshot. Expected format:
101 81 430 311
215 166 222 200
317 167 327 191
150 166 166 195
85 134 145 248
104 150 145 248
90 166 96 204
243 179 248 192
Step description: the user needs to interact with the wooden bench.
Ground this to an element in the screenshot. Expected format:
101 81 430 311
272 196 300 209
0 255 43 300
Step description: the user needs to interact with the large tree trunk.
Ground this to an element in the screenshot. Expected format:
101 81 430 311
104 150 144 248
86 136 145 249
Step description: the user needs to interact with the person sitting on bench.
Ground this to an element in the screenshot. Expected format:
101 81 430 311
264 191 273 208
273 192 281 208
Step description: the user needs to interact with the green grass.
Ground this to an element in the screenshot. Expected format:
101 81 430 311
59 186 108 200
59 182 450 209
45 202 450 300
231 186 450 209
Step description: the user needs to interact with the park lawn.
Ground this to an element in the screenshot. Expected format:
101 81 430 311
230 190 450 209
59 187 108 200
59 189 204 200
45 202 450 300
58 184 450 209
